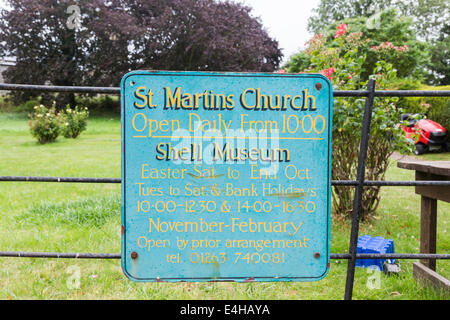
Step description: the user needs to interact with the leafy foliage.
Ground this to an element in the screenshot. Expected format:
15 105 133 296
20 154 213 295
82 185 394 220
28 103 90 143
396 84 450 142
58 105 89 139
0 0 282 105
305 24 411 221
286 10 429 82
283 51 311 74
426 26 450 85
307 0 449 41
307 0 449 85
28 105 61 144
0 95 16 112
74 95 119 115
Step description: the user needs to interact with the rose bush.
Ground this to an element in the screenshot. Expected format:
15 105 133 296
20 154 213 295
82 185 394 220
58 105 89 139
28 104 89 143
305 24 412 221
28 104 61 144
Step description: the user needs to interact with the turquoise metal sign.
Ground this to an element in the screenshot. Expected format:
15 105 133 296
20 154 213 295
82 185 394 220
121 71 332 282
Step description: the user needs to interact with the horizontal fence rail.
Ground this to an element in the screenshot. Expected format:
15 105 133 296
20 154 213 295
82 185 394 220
1 82 449 300
1 83 450 97
0 83 120 94
1 176 450 186
0 176 122 183
1 251 449 260
0 252 122 259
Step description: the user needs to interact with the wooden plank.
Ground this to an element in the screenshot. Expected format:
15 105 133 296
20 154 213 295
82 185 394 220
397 160 450 177
415 171 450 202
413 262 450 296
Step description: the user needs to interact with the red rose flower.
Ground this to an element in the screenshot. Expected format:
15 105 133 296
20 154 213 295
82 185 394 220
334 24 348 38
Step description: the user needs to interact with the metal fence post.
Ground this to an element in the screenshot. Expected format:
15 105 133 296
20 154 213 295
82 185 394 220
344 78 376 300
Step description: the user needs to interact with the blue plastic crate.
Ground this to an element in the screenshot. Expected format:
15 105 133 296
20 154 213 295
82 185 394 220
356 235 395 271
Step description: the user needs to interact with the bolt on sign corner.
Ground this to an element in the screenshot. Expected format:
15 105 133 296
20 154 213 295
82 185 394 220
121 71 332 282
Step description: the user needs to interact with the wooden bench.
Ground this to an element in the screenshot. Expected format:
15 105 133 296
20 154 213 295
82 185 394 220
397 160 450 294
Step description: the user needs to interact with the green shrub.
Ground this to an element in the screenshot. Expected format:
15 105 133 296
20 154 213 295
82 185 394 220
2 94 120 115
0 94 43 113
28 104 61 144
397 85 450 142
305 25 412 221
17 98 41 113
75 95 119 114
58 105 89 139
0 95 15 112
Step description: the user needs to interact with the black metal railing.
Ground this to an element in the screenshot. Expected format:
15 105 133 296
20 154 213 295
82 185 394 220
0 81 449 300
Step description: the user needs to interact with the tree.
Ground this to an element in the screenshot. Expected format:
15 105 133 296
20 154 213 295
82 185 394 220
307 0 449 41
283 51 311 73
0 0 282 106
127 0 282 72
306 0 449 85
307 0 394 34
0 0 143 106
287 11 429 82
426 25 450 85
399 0 449 42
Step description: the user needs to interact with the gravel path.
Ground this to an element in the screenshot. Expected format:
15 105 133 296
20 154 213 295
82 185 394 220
390 151 419 161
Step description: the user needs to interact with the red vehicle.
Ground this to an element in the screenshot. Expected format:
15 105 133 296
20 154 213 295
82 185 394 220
400 114 449 155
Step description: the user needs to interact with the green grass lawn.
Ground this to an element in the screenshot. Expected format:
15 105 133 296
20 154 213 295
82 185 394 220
0 112 448 300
